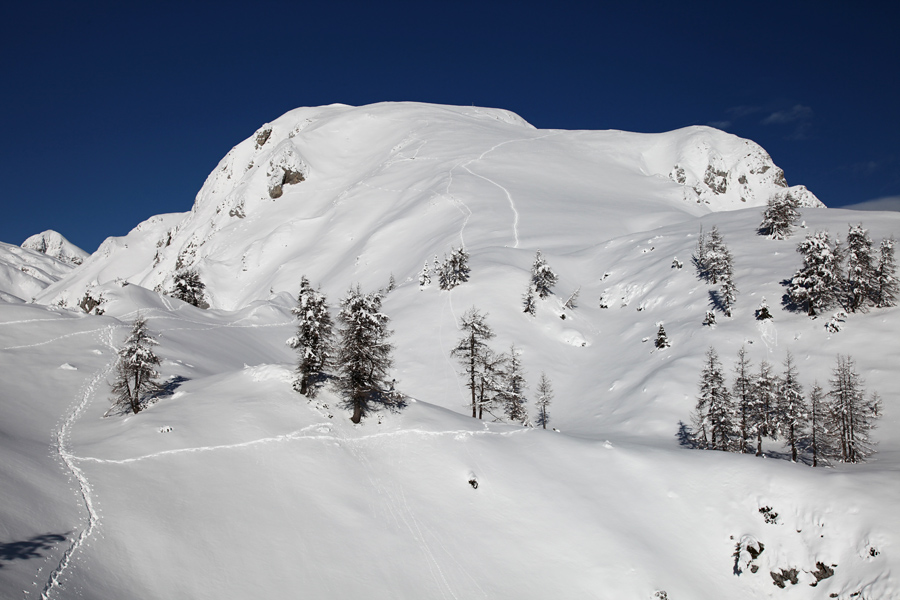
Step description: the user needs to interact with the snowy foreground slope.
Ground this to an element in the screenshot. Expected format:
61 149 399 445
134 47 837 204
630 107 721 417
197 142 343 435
1 103 898 600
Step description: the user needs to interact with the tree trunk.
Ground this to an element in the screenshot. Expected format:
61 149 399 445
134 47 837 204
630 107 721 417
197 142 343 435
351 401 362 424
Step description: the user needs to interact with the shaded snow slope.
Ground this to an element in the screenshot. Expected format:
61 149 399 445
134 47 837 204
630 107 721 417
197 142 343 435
36 102 822 311
0 242 78 302
21 231 89 266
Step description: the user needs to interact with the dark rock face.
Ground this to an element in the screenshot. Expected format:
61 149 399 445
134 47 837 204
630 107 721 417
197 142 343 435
268 168 306 199
770 568 799 588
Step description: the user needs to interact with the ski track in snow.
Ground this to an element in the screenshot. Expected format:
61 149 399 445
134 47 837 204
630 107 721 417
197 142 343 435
39 325 119 600
74 424 529 465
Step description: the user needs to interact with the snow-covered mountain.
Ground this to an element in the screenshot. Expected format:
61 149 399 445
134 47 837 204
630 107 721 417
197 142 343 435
21 230 89 266
36 102 821 311
0 239 80 302
3 102 898 600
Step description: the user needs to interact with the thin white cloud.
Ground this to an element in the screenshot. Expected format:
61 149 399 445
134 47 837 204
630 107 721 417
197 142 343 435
841 196 900 212
761 104 813 125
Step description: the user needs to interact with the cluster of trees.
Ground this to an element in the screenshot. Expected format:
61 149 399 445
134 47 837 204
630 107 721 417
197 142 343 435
693 226 738 316
419 247 470 290
691 346 880 464
788 224 897 316
111 276 403 424
451 307 554 428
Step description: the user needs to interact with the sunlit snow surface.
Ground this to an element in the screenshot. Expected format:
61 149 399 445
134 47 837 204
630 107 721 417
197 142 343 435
1 103 897 599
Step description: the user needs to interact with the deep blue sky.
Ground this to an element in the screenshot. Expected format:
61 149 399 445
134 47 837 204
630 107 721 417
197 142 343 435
2 1 897 252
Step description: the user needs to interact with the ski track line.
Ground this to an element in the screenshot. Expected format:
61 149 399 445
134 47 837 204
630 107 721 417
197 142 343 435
3 327 107 351
39 324 120 600
75 426 529 465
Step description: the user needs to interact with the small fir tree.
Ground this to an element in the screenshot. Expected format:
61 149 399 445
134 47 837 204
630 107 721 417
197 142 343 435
692 347 734 451
870 237 898 307
522 285 536 315
776 352 807 463
704 227 731 284
655 324 670 349
844 224 875 312
498 345 528 425
110 315 162 415
287 276 333 397
172 268 206 307
758 192 801 239
703 310 717 327
788 230 841 316
418 260 431 288
808 382 828 467
534 372 553 430
531 250 558 299
731 346 755 454
755 297 773 320
719 260 738 317
752 360 779 456
336 285 402 423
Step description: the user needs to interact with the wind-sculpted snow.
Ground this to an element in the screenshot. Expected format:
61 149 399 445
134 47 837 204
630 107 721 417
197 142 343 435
0 241 76 302
35 102 821 311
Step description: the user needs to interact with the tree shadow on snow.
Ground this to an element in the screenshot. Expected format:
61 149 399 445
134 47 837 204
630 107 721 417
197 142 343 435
0 532 68 568
676 421 700 449
707 289 726 314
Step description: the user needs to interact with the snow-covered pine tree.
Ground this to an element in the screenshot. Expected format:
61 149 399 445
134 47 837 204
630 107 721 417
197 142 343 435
438 254 451 290
826 355 878 463
655 324 670 349
287 276 333 397
755 297 773 320
450 307 497 418
844 224 875 312
752 359 779 456
522 285 536 315
703 310 716 327
564 287 580 310
776 351 807 463
731 346 755 454
531 250 558 299
704 227 731 284
418 260 431 287
498 344 528 425
758 191 801 239
808 382 828 467
452 246 471 284
788 230 840 316
719 256 738 317
693 225 708 279
110 315 162 415
172 268 206 307
335 285 402 424
870 236 898 307
692 347 734 451
534 371 553 429
475 347 506 420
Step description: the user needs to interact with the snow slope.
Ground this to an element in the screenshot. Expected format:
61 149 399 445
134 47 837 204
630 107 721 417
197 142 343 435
0 241 78 303
2 103 897 600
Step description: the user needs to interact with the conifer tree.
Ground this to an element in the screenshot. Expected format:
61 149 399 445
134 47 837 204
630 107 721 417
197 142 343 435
531 250 558 299
758 192 801 239
808 382 827 467
655 324 670 349
534 372 553 430
692 347 734 451
870 237 898 307
498 345 528 425
418 260 431 287
450 307 497 418
844 224 875 312
704 227 731 285
776 352 807 462
336 285 401 423
475 347 506 420
788 230 841 316
719 260 738 317
287 276 333 397
752 359 778 456
703 310 716 327
731 346 755 454
693 226 708 279
826 355 878 463
755 297 773 320
110 315 162 415
172 268 206 307
522 285 536 315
